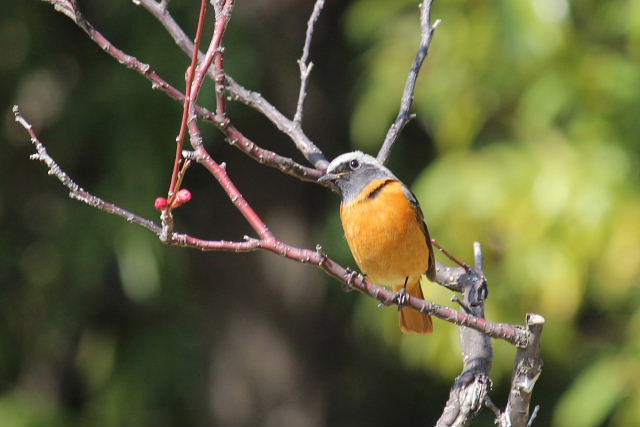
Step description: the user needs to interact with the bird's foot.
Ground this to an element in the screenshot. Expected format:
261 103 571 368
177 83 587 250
393 286 409 311
343 268 365 292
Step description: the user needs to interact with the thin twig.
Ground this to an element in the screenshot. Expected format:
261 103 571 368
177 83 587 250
225 76 329 169
527 405 540 427
42 0 323 183
175 159 192 191
377 0 441 165
180 0 276 242
135 0 329 170
164 0 208 230
474 241 484 270
432 238 472 271
293 0 325 126
485 397 502 419
210 0 233 117
13 105 161 236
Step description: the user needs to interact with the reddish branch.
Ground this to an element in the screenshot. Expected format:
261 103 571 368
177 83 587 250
166 0 207 206
14 104 528 348
433 238 472 272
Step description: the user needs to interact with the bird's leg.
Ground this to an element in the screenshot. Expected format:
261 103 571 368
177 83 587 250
393 277 410 310
343 268 365 292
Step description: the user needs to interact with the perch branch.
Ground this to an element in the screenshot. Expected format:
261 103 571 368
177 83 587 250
377 0 441 165
14 104 531 348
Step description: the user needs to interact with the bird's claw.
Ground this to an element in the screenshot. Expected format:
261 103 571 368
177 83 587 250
315 244 328 260
393 286 409 311
343 268 365 292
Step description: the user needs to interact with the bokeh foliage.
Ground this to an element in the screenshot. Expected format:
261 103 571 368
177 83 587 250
1 0 639 426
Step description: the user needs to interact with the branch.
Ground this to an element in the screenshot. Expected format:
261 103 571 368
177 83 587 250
12 106 161 236
210 0 233 117
135 0 329 170
14 104 530 347
225 77 329 169
436 242 492 427
293 0 325 127
496 314 545 427
176 0 276 241
40 0 323 184
377 0 441 165
163 0 208 236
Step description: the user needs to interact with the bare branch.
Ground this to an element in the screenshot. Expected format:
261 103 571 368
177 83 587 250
209 0 234 117
433 238 472 271
225 76 329 169
437 243 493 427
177 0 277 242
135 0 329 170
293 0 325 127
13 105 161 236
165 0 208 231
496 314 545 427
527 405 540 427
42 0 323 183
377 0 441 165
435 261 464 292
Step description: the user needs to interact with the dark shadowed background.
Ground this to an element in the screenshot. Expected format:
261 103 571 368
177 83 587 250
2 0 640 426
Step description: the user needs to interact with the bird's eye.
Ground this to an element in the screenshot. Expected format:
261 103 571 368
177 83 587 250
349 159 360 169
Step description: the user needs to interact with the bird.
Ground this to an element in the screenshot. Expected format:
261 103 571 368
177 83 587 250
320 151 436 334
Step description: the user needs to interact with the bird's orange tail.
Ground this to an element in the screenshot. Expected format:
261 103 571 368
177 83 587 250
395 280 433 334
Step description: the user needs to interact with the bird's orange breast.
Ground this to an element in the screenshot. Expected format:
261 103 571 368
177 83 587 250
339 178 429 286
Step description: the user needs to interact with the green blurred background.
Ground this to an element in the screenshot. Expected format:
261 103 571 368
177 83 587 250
2 0 639 425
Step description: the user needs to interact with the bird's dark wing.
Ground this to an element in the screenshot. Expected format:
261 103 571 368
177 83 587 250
403 186 436 281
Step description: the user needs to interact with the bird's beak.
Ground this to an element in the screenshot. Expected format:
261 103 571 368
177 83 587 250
318 172 344 194
318 173 340 183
